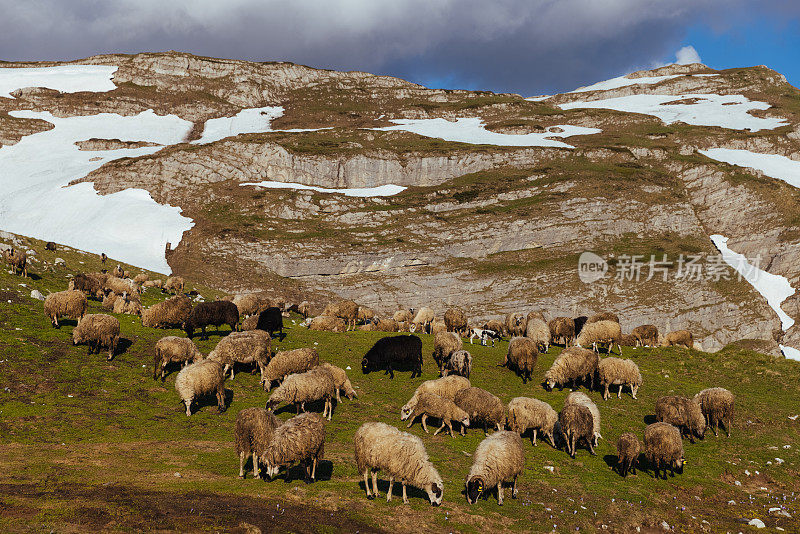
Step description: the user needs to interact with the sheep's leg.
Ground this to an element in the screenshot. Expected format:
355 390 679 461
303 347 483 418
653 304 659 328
216 386 226 413
618 384 623 399
433 422 445 436
532 429 538 446
364 470 373 499
588 439 596 456
512 475 518 499
336 389 341 403
632 385 638 399
402 482 409 504
421 415 429 434
326 399 332 421
253 454 259 478
603 385 609 401
712 422 718 437
239 452 247 478
311 457 317 480
386 477 393 501
184 399 192 417
371 470 380 498
497 483 504 505
406 413 417 428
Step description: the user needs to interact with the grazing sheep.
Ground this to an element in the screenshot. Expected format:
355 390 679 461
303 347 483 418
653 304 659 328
112 293 143 316
485 319 506 337
587 311 619 324
454 387 505 435
662 329 694 349
45 241 56 251
72 313 120 360
632 324 659 347
231 292 272 318
235 407 282 478
616 432 641 477
208 330 271 381
153 336 203 381
318 362 358 402
142 279 162 289
644 422 684 479
69 272 107 299
359 322 377 332
298 301 311 319
374 317 399 332
141 295 192 328
543 347 599 391
255 306 283 338
309 315 347 332
2 247 27 277
321 300 359 330
564 392 602 446
432 331 462 370
573 316 588 336
240 314 259 331
411 307 435 333
619 333 638 347
266 367 336 420
576 320 622 354
132 273 148 285
430 319 447 336
183 300 239 340
44 290 87 327
507 397 558 446
401 392 470 437
441 349 472 379
401 375 471 419
393 309 413 323
501 337 538 384
357 306 376 324
505 313 527 337
693 387 735 437
549 317 576 346
654 396 706 443
104 276 138 297
598 357 642 400
559 404 595 457
261 412 325 481
525 318 551 353
362 335 423 379
262 348 320 390
175 358 227 416
444 308 468 335
354 422 443 505
163 276 184 294
465 431 524 505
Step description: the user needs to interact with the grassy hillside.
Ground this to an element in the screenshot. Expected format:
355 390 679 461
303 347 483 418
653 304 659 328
1 235 799 533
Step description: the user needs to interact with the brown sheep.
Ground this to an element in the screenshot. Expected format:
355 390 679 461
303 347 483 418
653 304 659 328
321 300 359 330
432 331 462 371
235 407 282 478
549 317 576 346
44 290 87 327
559 404 595 458
444 308 468 335
298 301 311 319
72 313 120 360
357 306 376 324
587 312 619 324
644 422 684 479
374 317 399 332
662 330 694 349
393 309 413 323
163 276 185 294
693 387 734 437
2 247 27 277
654 396 706 443
309 315 347 332
632 324 658 347
616 432 641 477
505 313 527 337
141 295 192 329
500 337 538 383
153 336 204 381
454 387 505 436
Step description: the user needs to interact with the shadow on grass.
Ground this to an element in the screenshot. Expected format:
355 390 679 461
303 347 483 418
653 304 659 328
357 478 432 503
191 388 234 414
643 414 657 425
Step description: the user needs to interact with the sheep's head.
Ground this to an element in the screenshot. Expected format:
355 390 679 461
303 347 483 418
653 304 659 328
544 378 556 391
461 416 470 427
361 357 372 374
465 476 484 504
400 401 416 420
426 482 443 506
674 455 685 473
265 398 280 411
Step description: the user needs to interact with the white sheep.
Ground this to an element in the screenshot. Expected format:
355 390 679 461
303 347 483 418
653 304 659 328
266 367 336 420
507 397 558 446
401 392 470 437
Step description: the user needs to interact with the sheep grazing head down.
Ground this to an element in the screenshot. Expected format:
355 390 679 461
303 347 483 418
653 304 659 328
426 482 443 506
466 476 485 504
263 461 281 479
544 378 557 391
675 455 685 473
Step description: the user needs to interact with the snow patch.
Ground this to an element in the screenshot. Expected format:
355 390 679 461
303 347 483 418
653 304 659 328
525 95 552 101
569 72 718 93
192 106 284 144
241 181 405 197
780 345 800 361
0 65 118 99
699 148 800 190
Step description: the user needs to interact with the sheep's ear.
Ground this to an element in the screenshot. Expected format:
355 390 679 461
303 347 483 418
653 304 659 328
432 483 442 498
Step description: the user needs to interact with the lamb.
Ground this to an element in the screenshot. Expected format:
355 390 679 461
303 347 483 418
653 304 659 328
654 395 706 443
525 317 551 353
632 324 659 347
266 367 336 420
559 404 595 458
587 311 619 324
153 336 203 381
309 315 347 332
644 422 684 479
298 301 311 319
174 358 227 416
616 432 641 477
401 375 471 419
208 330 271 381
465 431 524 505
72 313 120 360
432 331 462 371
444 307 468 335
183 300 239 340
232 292 272 318
141 295 192 328
693 387 735 437
662 329 694 349
354 422 443 505
441 349 472 379
43 290 87 327
575 320 622 354
411 306 435 333
549 317 576 346
401 392 470 437
262 347 320 390
393 309 413 323
255 306 283 338
505 312 527 337
564 392 602 446
501 336 538 384
543 347 599 391
318 362 358 402
2 247 27 277
163 276 184 294
234 407 282 478
469 326 501 347
598 357 642 400
261 412 325 481
357 306 376 324
69 272 107 299
454 387 505 435
321 299 359 330
362 335 423 379
506 397 558 446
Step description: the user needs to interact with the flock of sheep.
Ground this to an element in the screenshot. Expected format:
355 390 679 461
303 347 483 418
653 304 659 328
33 259 737 507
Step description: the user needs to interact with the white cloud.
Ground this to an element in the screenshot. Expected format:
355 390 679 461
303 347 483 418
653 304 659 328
675 45 701 64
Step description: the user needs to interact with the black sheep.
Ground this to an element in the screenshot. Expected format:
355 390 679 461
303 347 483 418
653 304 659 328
45 241 56 251
256 306 283 338
573 316 588 336
183 300 239 340
362 335 422 379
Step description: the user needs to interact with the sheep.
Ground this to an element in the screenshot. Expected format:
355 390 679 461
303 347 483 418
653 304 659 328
575 320 622 354
175 358 227 416
354 422 443 505
374 317 398 332
266 367 336 420
644 422 684 479
100 252 107 264
444 308 468 335
261 412 325 481
662 329 694 349
240 314 259 331
163 276 184 294
262 347 319 390
505 313 527 337
654 396 706 443
401 375 471 420
255 306 283 338
112 264 124 278
234 407 282 478
318 362 358 402
598 357 642 400
548 317 576 346
359 322 377 331
69 272 107 299
393 309 413 323
153 336 203 381
632 324 659 347
298 301 311 319
208 330 271 381
183 300 239 340
454 387 505 435
43 290 87 327
2 247 27 277
309 315 347 332
141 295 192 328
543 347 599 391
506 397 558 446
357 306 376 324
401 392 470 437
103 276 138 297
112 293 143 316
559 404 595 457
411 307 435 333
45 241 56 251
465 431 524 505
501 337 538 384
619 333 638 347
362 335 423 379
441 349 472 379
430 319 447 336
231 292 272 318
573 316 588 336
321 300 359 330
693 387 735 437
616 432 641 477
142 279 163 289
469 326 501 347
525 318 551 353
564 392 602 446
587 311 619 324
432 331 462 371
132 273 148 285
72 313 120 360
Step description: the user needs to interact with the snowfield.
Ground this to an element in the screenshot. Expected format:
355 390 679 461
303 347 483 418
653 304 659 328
560 94 786 131
241 181 406 197
699 148 800 190
374 117 601 148
0 65 118 99
192 106 284 144
569 73 718 93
